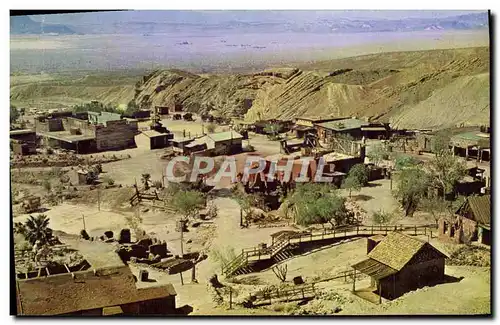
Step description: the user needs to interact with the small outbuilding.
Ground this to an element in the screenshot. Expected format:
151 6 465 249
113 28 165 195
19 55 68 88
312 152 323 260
438 195 491 246
206 130 243 155
136 130 173 150
352 232 447 302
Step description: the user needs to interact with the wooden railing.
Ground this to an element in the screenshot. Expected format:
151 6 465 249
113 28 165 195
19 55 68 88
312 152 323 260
252 283 316 306
221 224 437 276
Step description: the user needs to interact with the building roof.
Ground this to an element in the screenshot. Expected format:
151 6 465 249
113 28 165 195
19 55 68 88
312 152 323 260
322 151 355 162
367 232 428 271
352 258 398 280
296 117 344 123
317 118 368 131
451 132 490 148
361 126 387 132
207 131 243 142
141 130 168 138
458 195 491 227
16 266 176 315
171 137 194 144
38 131 96 143
185 136 208 148
10 129 35 136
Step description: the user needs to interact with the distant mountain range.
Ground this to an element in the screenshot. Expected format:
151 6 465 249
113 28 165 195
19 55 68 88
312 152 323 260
11 11 488 35
10 15 76 35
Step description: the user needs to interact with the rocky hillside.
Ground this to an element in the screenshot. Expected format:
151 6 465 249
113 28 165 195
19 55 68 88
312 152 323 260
10 46 489 130
131 46 489 130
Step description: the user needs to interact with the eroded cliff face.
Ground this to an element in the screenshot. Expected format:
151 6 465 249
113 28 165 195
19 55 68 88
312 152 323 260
103 46 493 129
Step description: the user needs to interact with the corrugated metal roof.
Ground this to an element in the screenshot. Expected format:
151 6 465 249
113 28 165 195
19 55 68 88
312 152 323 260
10 129 35 135
141 130 167 138
317 118 368 131
451 132 490 148
207 131 243 142
352 258 398 280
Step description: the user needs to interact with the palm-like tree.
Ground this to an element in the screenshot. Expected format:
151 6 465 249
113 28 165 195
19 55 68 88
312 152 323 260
23 214 53 245
141 173 151 190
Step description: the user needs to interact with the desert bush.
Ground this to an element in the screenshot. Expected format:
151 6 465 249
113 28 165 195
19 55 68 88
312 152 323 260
42 179 52 193
272 264 288 282
372 210 393 225
206 123 217 133
211 246 237 268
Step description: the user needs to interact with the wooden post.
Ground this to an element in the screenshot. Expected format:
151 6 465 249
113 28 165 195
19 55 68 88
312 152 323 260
179 271 184 285
191 265 196 283
378 282 382 304
97 187 101 211
82 214 86 231
240 208 243 227
414 226 417 235
229 287 233 309
180 220 184 256
352 269 356 292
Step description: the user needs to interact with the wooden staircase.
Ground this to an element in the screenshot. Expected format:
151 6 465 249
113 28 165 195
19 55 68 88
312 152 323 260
221 224 436 277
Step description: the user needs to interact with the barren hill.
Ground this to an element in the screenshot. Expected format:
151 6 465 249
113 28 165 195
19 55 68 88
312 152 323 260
131 46 489 129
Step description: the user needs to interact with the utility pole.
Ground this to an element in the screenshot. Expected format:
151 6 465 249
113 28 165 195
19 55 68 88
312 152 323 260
180 218 184 257
240 208 243 228
97 186 101 211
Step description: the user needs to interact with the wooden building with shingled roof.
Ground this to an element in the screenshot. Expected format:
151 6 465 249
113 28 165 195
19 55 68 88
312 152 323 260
438 195 491 246
352 232 447 303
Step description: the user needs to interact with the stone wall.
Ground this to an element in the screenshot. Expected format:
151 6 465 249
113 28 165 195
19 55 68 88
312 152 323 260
438 215 477 244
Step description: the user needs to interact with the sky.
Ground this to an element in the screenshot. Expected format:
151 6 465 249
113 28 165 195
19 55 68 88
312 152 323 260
31 10 486 25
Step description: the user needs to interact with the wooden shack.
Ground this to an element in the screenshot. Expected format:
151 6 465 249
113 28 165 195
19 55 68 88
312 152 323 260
439 195 491 246
352 232 447 302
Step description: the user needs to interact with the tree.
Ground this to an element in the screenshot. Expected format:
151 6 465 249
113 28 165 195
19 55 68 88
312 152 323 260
22 214 53 245
264 123 282 139
141 173 151 190
10 105 20 124
431 131 451 155
419 196 452 225
342 174 362 198
348 164 369 186
368 143 390 166
171 190 205 256
287 183 350 228
427 150 467 199
394 154 420 171
124 100 139 116
206 123 216 133
393 166 430 217
171 190 205 221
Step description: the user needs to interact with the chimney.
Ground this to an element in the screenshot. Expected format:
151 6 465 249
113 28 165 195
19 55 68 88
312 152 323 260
139 269 149 282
